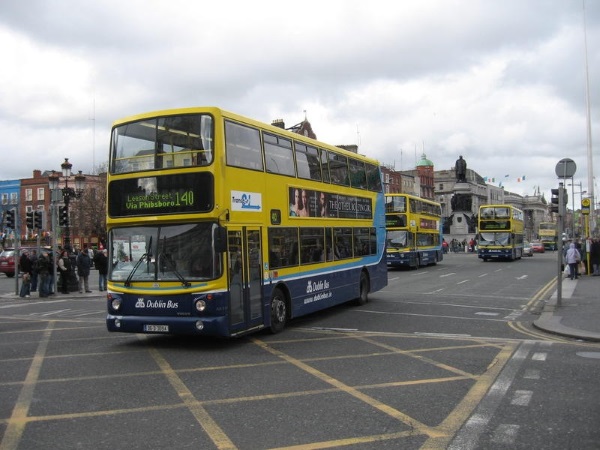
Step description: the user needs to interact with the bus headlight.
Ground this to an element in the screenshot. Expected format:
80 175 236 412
195 320 204 331
195 299 206 312
111 297 122 311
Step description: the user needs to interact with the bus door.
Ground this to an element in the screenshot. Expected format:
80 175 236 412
228 227 263 332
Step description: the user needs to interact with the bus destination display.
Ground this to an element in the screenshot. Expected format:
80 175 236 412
108 173 213 217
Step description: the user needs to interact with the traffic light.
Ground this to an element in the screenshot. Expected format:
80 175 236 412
59 206 68 226
550 186 568 215
34 211 43 229
550 188 560 214
26 211 34 229
5 209 15 229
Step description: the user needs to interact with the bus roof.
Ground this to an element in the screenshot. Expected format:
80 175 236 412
111 106 381 166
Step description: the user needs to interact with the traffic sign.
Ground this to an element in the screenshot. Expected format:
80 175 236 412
555 158 576 178
582 197 591 215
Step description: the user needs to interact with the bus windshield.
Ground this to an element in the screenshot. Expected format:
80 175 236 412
386 230 411 249
479 232 510 246
111 114 214 174
109 223 222 282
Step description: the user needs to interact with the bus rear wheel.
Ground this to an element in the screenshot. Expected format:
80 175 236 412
269 288 287 334
355 271 369 306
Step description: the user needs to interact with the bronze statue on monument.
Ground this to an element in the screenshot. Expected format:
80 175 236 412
455 155 467 183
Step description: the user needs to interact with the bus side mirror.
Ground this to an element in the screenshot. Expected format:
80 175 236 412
214 226 227 253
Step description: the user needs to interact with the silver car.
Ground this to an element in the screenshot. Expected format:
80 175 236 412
523 242 533 257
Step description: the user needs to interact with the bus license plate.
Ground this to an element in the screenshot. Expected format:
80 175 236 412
144 324 169 333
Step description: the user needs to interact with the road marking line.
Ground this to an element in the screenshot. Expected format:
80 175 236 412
142 338 236 450
0 321 55 450
446 341 533 450
510 390 533 406
252 337 444 440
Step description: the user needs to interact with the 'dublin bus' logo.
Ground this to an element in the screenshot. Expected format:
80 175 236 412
135 298 145 308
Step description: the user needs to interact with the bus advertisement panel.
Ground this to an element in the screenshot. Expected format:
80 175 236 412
385 194 443 269
477 205 524 261
105 107 387 337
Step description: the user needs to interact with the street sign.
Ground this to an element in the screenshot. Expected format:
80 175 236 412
581 197 590 215
555 158 576 178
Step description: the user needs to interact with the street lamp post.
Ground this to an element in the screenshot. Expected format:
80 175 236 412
48 158 86 292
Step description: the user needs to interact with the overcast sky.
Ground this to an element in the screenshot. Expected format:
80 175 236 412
1 0 598 207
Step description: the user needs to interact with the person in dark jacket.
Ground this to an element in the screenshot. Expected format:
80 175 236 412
36 251 52 297
19 250 33 298
93 249 108 291
590 237 600 276
76 245 92 293
30 250 38 292
57 249 71 294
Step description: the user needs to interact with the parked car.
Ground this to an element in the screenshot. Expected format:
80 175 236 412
530 241 545 253
0 248 16 277
523 242 533 257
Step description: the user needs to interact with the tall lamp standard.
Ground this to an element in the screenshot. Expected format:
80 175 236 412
53 158 86 252
48 159 86 293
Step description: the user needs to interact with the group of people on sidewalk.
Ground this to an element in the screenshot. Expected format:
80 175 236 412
18 244 108 298
563 237 600 280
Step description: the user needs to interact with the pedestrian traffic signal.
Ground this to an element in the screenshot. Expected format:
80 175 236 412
4 209 15 229
34 211 43 229
59 206 68 226
26 211 34 229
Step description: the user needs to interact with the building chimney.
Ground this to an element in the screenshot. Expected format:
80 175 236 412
271 119 285 129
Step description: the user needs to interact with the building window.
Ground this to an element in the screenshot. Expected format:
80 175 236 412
10 193 17 204
25 189 32 202
1 194 7 205
439 184 443 190
37 187 45 201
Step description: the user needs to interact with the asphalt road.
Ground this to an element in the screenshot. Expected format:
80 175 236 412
0 253 599 449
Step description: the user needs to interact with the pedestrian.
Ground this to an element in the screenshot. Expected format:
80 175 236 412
565 242 581 280
30 249 38 292
590 238 600 276
76 245 92 293
19 250 33 298
57 249 71 294
94 249 108 291
36 251 52 297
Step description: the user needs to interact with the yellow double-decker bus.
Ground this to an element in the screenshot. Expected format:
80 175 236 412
105 107 387 337
538 222 557 250
384 193 443 268
477 204 524 261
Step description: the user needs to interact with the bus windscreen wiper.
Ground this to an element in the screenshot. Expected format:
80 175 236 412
159 236 190 287
125 236 152 287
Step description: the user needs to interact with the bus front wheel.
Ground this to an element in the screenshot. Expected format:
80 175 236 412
270 288 287 334
355 271 370 306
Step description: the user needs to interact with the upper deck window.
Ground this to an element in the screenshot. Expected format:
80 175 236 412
263 132 295 176
111 114 214 174
225 121 263 171
295 143 322 181
385 196 407 213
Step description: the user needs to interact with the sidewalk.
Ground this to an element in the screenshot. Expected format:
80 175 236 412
533 274 600 342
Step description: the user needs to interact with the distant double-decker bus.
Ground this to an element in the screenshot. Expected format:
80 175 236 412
384 193 443 269
538 222 557 250
477 204 524 261
105 107 388 337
